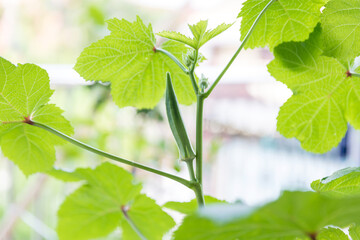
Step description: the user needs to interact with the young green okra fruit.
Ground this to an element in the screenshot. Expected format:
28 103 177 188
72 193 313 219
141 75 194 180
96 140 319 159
165 72 196 162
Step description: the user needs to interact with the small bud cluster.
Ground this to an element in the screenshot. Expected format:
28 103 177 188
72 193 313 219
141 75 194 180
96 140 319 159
199 74 209 93
183 50 197 68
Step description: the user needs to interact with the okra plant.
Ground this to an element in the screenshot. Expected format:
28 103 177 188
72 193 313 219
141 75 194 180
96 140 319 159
2 0 360 239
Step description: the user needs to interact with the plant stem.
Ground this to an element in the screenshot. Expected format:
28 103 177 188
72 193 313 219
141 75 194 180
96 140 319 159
204 0 276 98
192 182 205 207
189 50 200 95
196 95 204 186
156 48 189 74
186 158 204 206
193 94 205 208
183 48 205 207
351 72 360 78
186 161 196 182
186 161 205 207
189 70 199 95
159 44 204 205
32 121 194 188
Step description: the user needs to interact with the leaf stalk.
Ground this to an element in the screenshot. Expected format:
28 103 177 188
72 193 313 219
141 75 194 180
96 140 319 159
204 0 276 98
350 72 360 78
31 121 194 188
156 48 189 74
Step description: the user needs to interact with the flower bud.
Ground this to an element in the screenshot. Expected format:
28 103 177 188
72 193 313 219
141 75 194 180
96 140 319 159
199 74 209 92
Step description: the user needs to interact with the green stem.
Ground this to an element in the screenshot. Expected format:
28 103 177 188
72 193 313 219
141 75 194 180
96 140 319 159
195 95 204 185
156 48 189 74
185 49 205 207
193 182 205 207
189 50 200 95
32 121 194 188
189 70 199 95
204 0 276 98
351 72 360 78
186 161 196 182
186 158 204 206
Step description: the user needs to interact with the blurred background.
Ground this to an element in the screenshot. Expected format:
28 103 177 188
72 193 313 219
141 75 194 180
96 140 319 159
1 0 360 239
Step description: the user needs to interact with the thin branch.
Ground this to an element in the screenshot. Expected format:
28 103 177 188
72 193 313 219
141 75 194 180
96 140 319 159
189 50 200 95
32 122 194 188
350 72 360 78
156 48 189 74
204 0 276 98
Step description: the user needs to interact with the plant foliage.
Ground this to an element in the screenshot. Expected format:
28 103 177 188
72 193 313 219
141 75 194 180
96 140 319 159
57 162 175 240
239 0 326 49
2 0 360 239
0 57 73 175
173 191 360 240
75 17 196 109
158 20 233 50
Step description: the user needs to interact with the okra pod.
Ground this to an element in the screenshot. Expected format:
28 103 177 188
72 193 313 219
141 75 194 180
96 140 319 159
165 73 196 162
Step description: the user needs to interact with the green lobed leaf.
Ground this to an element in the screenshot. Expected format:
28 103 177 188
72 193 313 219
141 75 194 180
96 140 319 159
349 224 360 240
276 89 348 153
164 196 226 215
157 31 195 48
188 20 208 44
346 76 360 129
317 227 349 240
189 20 233 49
46 167 89 182
173 204 256 240
199 23 233 47
173 191 360 240
268 24 360 153
268 25 327 91
311 167 360 198
157 20 233 49
155 40 195 105
57 162 175 240
75 16 195 109
0 57 73 175
321 0 360 64
238 0 326 50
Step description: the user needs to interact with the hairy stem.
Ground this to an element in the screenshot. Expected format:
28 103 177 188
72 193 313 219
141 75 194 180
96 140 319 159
204 0 276 98
156 48 189 74
32 122 194 188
